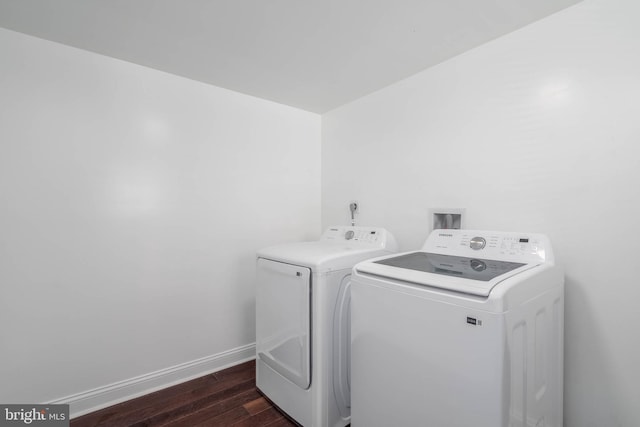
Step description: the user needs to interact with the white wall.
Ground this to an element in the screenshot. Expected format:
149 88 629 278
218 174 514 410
322 0 639 426
0 28 320 410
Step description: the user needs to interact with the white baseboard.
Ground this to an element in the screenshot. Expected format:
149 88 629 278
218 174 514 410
48 343 256 419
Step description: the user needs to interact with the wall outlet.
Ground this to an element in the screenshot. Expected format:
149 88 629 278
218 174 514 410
429 208 465 231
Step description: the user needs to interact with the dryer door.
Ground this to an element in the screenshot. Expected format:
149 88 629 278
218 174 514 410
256 258 311 389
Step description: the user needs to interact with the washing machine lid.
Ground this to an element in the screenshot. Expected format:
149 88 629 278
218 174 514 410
356 229 554 297
375 252 526 281
356 252 537 297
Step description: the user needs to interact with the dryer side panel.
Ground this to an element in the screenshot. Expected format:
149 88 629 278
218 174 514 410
256 258 311 389
332 276 352 418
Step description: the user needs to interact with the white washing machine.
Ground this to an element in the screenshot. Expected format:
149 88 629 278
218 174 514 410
350 229 564 427
256 226 398 427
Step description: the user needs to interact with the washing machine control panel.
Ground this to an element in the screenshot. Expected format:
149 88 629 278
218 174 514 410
423 230 552 264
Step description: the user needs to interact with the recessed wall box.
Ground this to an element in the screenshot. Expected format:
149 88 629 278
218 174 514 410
429 208 465 231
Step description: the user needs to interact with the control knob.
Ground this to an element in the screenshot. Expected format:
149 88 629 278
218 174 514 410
470 259 487 272
470 236 486 250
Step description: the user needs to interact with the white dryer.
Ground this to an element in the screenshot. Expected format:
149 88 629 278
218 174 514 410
351 229 564 427
256 226 397 427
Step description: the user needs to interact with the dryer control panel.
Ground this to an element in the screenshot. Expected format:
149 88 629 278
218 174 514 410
322 226 396 248
423 229 553 264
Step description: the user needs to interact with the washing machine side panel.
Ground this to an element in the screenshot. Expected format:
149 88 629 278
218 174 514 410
505 285 564 427
256 258 311 390
351 278 506 427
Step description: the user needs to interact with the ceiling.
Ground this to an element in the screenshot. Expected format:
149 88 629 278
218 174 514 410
0 0 580 113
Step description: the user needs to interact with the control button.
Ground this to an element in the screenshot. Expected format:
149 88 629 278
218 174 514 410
470 236 486 250
345 230 355 240
470 259 487 272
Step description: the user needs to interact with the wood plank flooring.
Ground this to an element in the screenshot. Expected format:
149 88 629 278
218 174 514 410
71 360 299 427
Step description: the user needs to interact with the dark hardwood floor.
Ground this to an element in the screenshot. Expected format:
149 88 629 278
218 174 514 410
71 360 298 427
